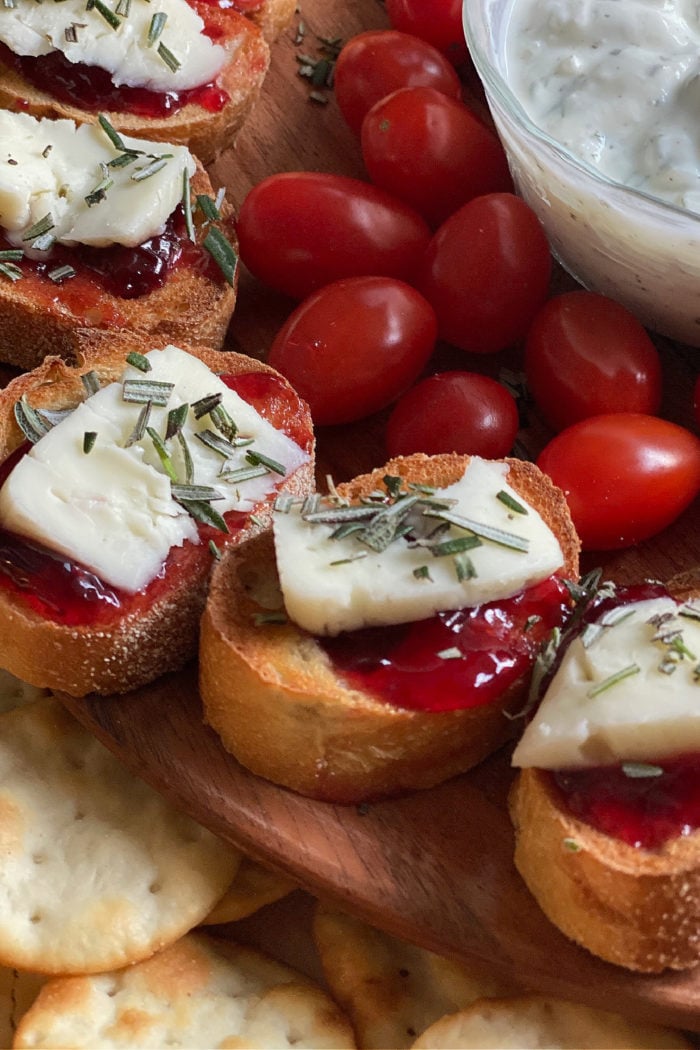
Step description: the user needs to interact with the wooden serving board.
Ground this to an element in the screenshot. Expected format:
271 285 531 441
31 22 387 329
64 0 700 1033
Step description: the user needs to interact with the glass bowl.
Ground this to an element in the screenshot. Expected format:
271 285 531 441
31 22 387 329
463 0 700 347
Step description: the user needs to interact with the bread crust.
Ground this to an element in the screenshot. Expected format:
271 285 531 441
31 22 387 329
509 574 700 973
0 12 270 164
200 453 580 803
0 166 238 370
0 335 315 697
244 0 297 41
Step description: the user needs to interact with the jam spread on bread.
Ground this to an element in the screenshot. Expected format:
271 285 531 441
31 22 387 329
0 372 312 627
0 206 223 305
0 43 230 118
321 576 571 712
519 582 700 849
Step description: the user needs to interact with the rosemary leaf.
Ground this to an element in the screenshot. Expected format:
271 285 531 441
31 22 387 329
83 431 97 454
124 400 151 447
165 401 189 440
125 350 151 373
122 379 173 406
245 449 286 475
176 498 229 533
203 226 238 286
587 663 640 698
81 370 101 396
146 425 177 481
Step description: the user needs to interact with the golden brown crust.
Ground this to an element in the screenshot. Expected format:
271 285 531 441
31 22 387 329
0 335 315 697
244 0 297 41
0 16 269 164
0 166 238 370
509 576 700 974
199 453 580 803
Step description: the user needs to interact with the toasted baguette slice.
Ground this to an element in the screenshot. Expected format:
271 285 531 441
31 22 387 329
0 165 238 371
200 454 580 803
0 10 269 165
509 572 700 973
244 0 297 41
0 335 315 697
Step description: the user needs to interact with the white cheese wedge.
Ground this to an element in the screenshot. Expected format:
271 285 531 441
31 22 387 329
512 595 700 769
273 458 564 636
0 0 229 93
0 345 309 593
0 111 195 248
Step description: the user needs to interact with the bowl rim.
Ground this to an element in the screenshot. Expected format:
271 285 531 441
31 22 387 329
461 0 700 225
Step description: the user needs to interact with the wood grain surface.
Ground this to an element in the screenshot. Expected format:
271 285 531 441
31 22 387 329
62 0 700 1033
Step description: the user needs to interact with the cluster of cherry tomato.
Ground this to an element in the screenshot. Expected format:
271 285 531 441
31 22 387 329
236 0 700 553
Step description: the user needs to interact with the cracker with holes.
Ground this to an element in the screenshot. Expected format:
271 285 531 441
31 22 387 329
13 932 357 1049
201 856 296 925
313 904 517 1050
0 696 241 975
410 995 694 1049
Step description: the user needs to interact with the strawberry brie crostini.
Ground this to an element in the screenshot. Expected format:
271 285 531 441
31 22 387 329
0 338 314 696
0 111 238 368
510 572 700 972
0 0 271 161
200 453 580 803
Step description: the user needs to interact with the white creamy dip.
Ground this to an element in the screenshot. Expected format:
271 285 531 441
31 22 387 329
505 0 700 214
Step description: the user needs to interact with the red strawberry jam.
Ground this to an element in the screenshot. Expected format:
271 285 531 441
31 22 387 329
542 582 699 850
0 372 312 628
0 206 224 315
320 575 572 713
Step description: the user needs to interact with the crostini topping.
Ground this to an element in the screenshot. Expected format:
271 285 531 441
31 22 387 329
272 458 564 636
0 111 195 250
512 588 700 770
0 0 228 92
0 346 309 594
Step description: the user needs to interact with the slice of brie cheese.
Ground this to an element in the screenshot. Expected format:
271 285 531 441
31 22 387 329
1 0 230 93
0 345 309 594
273 458 565 636
0 111 195 248
512 595 700 769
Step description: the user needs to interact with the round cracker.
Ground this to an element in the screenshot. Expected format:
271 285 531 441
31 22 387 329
14 932 357 1049
410 996 694 1049
201 856 296 925
313 903 516 1050
0 697 241 974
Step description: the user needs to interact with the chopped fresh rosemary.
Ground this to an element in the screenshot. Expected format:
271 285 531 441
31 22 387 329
126 350 151 372
22 213 54 242
115 0 130 14
0 249 23 262
124 400 151 447
175 497 228 533
497 489 528 515
88 0 121 30
454 552 477 582
157 41 181 72
195 428 239 459
219 464 269 484
81 370 101 396
97 113 129 152
245 449 286 475
680 602 700 622
192 393 222 418
587 663 640 698
203 226 238 286
427 507 529 552
196 194 221 222
14 397 53 443
48 263 76 283
165 402 189 440
208 540 221 560
122 379 174 406
430 534 482 558
84 173 113 206
413 565 432 581
252 610 287 626
83 431 97 454
329 551 368 566
171 483 223 502
0 261 22 282
131 157 168 182
182 169 195 243
146 426 177 481
210 403 237 442
147 10 166 44
176 430 194 484
562 838 581 852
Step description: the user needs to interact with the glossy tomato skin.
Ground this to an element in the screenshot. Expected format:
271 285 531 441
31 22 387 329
385 0 468 65
334 30 461 136
525 291 662 432
385 371 519 458
237 173 432 300
418 193 551 353
267 276 437 425
536 414 700 550
694 374 700 430
361 86 512 228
